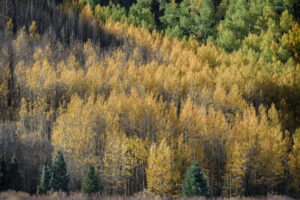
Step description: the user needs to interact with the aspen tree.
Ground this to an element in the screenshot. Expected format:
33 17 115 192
146 138 173 197
0 61 9 120
102 131 135 195
13 26 29 62
52 94 104 188
222 142 247 197
5 18 14 37
81 3 93 22
288 128 300 198
29 21 40 42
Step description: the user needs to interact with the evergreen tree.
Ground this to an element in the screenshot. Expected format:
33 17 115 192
218 0 253 52
199 0 215 39
160 1 180 31
0 154 8 191
274 0 295 15
182 162 209 197
128 0 156 31
37 164 51 194
81 165 101 195
8 155 22 191
178 0 200 38
50 151 69 193
280 10 293 33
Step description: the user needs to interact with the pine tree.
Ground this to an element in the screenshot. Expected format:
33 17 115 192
160 0 179 27
217 0 253 52
128 0 156 31
199 0 215 39
50 151 69 193
81 165 101 195
182 162 209 197
38 164 51 194
280 10 293 33
0 155 8 191
8 155 22 191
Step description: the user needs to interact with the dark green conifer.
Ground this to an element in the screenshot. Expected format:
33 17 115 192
50 151 69 192
37 164 51 194
199 0 215 39
81 165 101 195
182 162 209 197
8 155 22 191
0 154 8 191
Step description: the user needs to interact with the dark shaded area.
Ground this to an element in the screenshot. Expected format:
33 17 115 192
0 0 122 48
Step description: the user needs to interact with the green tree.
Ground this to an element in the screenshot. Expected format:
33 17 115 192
37 164 51 194
0 155 8 191
274 0 295 15
8 155 22 191
160 1 180 31
50 151 69 192
128 0 156 30
218 0 253 52
178 0 200 38
109 3 127 23
182 162 209 197
81 165 101 195
199 0 215 39
280 10 293 33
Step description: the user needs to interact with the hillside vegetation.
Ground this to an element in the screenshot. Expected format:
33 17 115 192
0 0 299 198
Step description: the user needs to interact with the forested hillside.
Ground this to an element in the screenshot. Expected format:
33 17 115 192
0 0 300 198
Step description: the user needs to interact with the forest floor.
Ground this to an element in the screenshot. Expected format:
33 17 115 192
0 191 295 200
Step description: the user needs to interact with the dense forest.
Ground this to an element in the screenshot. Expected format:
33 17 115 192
0 0 300 198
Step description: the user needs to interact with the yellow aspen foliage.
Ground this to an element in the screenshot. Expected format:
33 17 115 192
6 18 14 36
67 53 81 70
0 61 10 119
52 94 105 187
222 142 247 197
288 128 300 196
25 59 56 95
172 134 191 197
180 97 204 143
59 61 86 95
85 63 106 95
83 39 97 68
126 136 149 194
13 26 29 60
81 3 93 22
213 83 247 118
146 138 174 197
197 42 223 68
196 106 229 196
14 60 28 93
258 105 286 188
29 21 40 42
227 104 287 195
102 130 136 195
288 22 300 62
